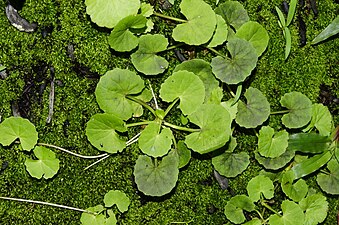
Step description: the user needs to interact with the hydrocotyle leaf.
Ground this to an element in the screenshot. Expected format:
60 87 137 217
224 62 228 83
211 38 258 84
171 141 191 169
212 152 250 178
255 147 295 170
185 104 231 154
95 68 145 120
134 153 179 196
80 205 115 225
268 200 304 225
281 171 308 202
172 0 216 45
0 116 38 151
86 113 127 154
312 15 339 44
25 146 60 179
247 175 274 202
303 103 333 136
207 14 228 47
235 87 270 128
317 159 339 195
224 195 255 224
131 34 169 75
288 133 330 154
159 70 205 115
104 190 130 213
280 91 312 128
299 193 328 225
85 0 140 28
258 126 289 158
215 1 249 30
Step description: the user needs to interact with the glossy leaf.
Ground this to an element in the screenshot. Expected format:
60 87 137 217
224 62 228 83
25 146 60 179
138 123 173 157
303 104 333 136
108 15 147 52
312 15 339 44
235 87 270 128
86 113 127 154
211 38 258 84
247 175 274 202
317 159 339 194
185 104 231 154
104 190 130 213
160 71 205 115
269 200 304 225
207 15 228 47
255 148 295 170
134 154 179 196
299 194 328 225
258 126 289 158
281 171 308 202
215 1 249 30
212 152 249 178
172 0 216 45
280 92 312 128
85 0 140 28
95 68 144 120
0 116 38 151
235 21 269 56
224 195 255 224
288 133 330 154
131 34 169 75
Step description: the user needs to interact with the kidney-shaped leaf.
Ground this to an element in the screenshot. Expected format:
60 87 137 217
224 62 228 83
81 205 116 225
255 148 295 170
235 87 270 128
108 15 147 52
0 117 38 151
303 103 333 137
299 193 328 225
134 154 179 196
185 104 231 154
235 21 269 56
131 34 169 75
172 141 191 169
208 15 228 47
258 126 289 158
86 113 127 154
224 195 255 224
317 159 339 195
160 71 205 115
172 0 216 45
25 146 60 179
138 123 173 157
95 68 144 120
215 1 249 30
247 175 274 202
269 200 304 225
212 152 249 178
281 171 308 202
104 190 130 213
280 92 312 128
85 0 140 28
211 38 258 84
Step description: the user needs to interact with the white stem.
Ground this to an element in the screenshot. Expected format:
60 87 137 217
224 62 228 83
149 83 159 109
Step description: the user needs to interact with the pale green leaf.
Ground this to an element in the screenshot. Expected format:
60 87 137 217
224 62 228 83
224 195 255 224
207 15 228 47
269 200 304 225
212 151 249 178
281 171 308 202
299 194 328 225
221 99 238 121
286 0 297 26
80 205 108 225
317 159 339 194
140 3 154 17
275 6 286 28
104 190 130 213
303 104 333 136
258 126 289 158
312 15 339 44
247 175 274 202
255 148 295 170
243 218 262 225
284 27 291 60
215 1 249 30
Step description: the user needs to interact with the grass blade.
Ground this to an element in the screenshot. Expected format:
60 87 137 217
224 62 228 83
275 6 286 28
284 27 291 60
286 0 297 26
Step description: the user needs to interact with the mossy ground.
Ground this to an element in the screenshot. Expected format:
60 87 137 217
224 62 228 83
0 0 338 224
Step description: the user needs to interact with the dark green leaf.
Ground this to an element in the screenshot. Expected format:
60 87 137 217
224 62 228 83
215 1 249 30
317 159 339 194
212 152 250 178
288 133 330 154
224 195 255 224
255 148 295 170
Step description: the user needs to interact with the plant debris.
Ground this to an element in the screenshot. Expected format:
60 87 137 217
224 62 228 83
5 4 37 33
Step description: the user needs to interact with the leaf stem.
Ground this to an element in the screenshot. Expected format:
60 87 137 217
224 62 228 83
270 110 290 115
148 82 159 109
254 209 265 221
166 43 185 51
0 196 96 215
164 98 180 118
206 47 224 57
261 201 281 217
153 12 187 23
37 143 107 159
126 121 153 128
163 121 200 132
126 95 156 116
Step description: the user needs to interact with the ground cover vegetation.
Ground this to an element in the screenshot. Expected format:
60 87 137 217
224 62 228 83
0 0 338 224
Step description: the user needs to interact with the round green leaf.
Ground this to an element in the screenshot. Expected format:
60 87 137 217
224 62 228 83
247 175 274 202
138 123 173 157
172 141 191 169
269 200 304 225
280 92 312 128
215 1 249 30
140 3 154 17
108 15 147 52
221 99 238 121
80 205 114 225
258 126 289 158
95 68 144 120
172 0 216 45
303 103 333 136
299 194 328 225
185 104 231 154
86 113 127 154
104 190 130 213
235 21 269 56
224 195 255 224
0 116 38 151
255 148 295 170
243 218 262 225
235 87 270 128
85 0 140 28
25 146 60 179
160 71 205 115
131 34 169 75
211 38 258 84
212 152 249 178
207 15 228 47
134 154 179 196
317 159 339 195
281 171 308 202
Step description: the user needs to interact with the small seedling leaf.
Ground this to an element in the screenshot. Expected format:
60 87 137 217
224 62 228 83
95 68 144 120
25 146 60 179
160 71 205 115
281 171 308 202
215 1 249 30
299 193 328 225
207 15 228 47
235 87 270 128
172 0 216 45
303 104 333 136
235 21 269 56
224 195 255 224
286 0 297 26
138 123 173 157
258 126 289 158
80 205 114 225
212 152 249 178
134 153 179 196
275 6 286 28
85 0 140 28
140 3 154 17
312 15 339 44
317 159 339 194
131 34 169 75
280 91 312 128
185 104 231 154
255 147 295 170
247 175 274 202
268 200 304 225
221 99 238 121
288 133 330 154
104 190 130 213
171 141 191 168
243 218 262 225
86 113 127 154
284 27 291 60
0 116 38 151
